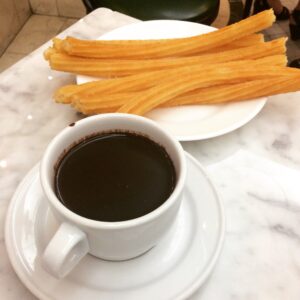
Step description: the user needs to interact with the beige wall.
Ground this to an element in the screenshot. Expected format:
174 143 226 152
29 0 86 18
0 0 31 55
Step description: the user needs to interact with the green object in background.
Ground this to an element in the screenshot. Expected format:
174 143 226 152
82 0 220 24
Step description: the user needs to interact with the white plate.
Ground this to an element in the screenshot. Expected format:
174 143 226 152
77 20 267 141
5 153 225 300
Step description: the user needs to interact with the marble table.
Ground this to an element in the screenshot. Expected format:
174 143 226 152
1 7 300 300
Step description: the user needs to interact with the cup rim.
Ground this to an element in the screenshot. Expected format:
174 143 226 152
40 113 186 230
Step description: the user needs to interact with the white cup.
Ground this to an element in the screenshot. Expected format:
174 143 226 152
40 113 186 278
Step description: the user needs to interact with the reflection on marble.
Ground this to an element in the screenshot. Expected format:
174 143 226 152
1 7 300 300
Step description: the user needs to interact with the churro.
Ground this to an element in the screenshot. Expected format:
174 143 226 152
74 75 300 115
60 10 274 58
47 9 300 118
48 38 286 77
117 63 298 115
54 54 287 104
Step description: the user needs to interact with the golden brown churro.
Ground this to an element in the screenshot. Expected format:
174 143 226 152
75 75 300 115
48 38 286 77
60 10 274 58
54 54 287 104
74 54 286 104
117 64 298 115
46 9 300 117
73 55 290 111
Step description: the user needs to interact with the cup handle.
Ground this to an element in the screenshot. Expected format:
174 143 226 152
42 222 89 278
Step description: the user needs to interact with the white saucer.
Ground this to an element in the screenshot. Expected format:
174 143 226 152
5 152 225 300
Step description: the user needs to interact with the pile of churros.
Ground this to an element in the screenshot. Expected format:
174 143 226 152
44 9 300 116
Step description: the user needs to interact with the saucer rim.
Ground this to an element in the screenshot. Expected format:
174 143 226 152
5 152 225 300
179 153 225 299
5 164 46 300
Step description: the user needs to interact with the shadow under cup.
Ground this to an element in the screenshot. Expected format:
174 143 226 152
40 114 186 262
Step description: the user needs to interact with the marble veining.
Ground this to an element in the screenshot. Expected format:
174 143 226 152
0 7 300 300
191 151 300 300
